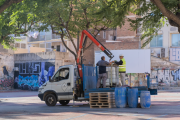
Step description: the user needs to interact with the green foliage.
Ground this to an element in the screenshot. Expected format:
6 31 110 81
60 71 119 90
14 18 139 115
34 0 119 36
97 0 180 48
0 0 125 51
0 0 49 49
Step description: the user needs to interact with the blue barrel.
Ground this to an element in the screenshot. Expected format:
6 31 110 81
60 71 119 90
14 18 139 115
140 91 151 108
128 88 138 108
115 87 127 108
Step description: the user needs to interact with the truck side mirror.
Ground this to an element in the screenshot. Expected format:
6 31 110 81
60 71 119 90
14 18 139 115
49 76 52 82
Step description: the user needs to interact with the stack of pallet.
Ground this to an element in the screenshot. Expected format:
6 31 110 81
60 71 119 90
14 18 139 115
89 92 116 108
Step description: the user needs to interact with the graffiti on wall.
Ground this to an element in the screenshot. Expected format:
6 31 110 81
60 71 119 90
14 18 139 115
0 66 14 90
14 62 55 90
171 69 180 81
151 69 180 86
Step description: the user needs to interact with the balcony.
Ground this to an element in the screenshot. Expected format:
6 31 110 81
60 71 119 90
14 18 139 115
29 34 61 42
52 34 61 39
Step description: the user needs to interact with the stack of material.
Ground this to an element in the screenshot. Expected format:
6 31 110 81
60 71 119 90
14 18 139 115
89 92 115 108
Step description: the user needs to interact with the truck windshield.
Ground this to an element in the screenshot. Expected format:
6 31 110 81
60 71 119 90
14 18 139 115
53 68 69 81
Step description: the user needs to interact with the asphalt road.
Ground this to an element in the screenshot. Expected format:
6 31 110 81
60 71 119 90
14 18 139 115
0 90 180 120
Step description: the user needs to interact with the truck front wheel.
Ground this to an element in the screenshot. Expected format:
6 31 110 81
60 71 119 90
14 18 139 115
59 100 70 105
45 94 57 106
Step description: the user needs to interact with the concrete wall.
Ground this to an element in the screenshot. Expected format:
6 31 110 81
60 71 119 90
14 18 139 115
151 69 180 87
151 56 180 87
14 48 28 54
14 47 47 54
0 44 14 54
30 47 46 53
0 53 14 90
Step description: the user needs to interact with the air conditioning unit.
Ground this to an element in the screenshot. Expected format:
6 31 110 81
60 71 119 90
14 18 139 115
161 48 165 58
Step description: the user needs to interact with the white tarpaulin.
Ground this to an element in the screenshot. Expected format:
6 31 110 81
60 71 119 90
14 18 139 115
27 31 39 39
95 49 151 73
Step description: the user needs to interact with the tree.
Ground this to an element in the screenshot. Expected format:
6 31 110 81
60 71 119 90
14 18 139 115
32 0 121 64
0 0 125 65
97 0 180 48
0 0 49 49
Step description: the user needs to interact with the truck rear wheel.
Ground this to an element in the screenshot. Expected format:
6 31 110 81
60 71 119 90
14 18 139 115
45 94 57 106
59 100 70 105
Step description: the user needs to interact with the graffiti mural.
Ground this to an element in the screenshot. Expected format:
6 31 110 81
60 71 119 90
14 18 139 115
0 66 14 90
171 69 180 81
151 69 180 87
14 62 55 90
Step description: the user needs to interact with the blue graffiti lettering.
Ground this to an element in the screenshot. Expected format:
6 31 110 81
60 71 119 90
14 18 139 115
171 69 180 81
17 75 39 90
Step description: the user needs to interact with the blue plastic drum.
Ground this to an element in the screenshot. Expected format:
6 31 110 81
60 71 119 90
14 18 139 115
140 91 151 108
115 87 127 108
128 88 138 108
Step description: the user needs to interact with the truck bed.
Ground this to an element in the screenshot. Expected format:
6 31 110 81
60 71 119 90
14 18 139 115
82 65 157 99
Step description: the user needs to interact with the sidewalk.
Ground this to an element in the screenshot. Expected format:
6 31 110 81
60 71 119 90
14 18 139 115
158 86 180 90
0 89 33 93
0 90 38 98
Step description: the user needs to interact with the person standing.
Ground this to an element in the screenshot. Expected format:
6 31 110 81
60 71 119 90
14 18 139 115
96 56 111 88
113 54 126 86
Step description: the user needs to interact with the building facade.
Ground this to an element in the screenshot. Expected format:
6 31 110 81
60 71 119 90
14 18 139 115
142 23 180 87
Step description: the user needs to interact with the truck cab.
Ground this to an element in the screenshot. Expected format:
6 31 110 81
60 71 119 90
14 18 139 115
38 65 76 106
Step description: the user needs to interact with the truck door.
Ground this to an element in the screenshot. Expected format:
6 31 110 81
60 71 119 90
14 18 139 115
51 67 71 100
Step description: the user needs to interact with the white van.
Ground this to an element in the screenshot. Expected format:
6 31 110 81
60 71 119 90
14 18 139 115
38 65 77 106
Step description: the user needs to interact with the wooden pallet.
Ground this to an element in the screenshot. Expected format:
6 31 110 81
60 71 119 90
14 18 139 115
89 92 114 97
90 98 115 103
89 92 115 108
90 103 116 108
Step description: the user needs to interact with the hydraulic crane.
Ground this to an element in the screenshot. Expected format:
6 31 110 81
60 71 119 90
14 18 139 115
76 30 114 81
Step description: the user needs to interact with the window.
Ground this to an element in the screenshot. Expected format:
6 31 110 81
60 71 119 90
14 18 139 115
46 43 51 48
103 31 106 39
21 43 26 48
57 45 60 51
53 68 69 81
15 43 20 48
40 43 45 48
150 35 163 47
172 34 180 46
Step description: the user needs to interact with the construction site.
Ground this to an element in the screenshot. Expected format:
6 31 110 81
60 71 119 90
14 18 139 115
0 0 180 120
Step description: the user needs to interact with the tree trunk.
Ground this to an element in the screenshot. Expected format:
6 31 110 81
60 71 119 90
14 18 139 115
0 0 23 14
